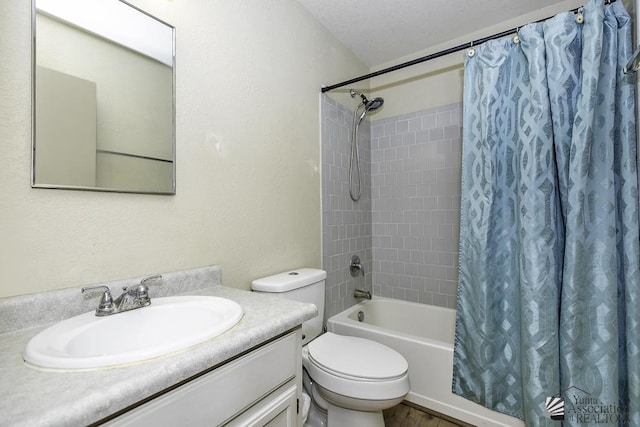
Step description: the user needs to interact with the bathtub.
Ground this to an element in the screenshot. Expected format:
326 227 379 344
327 297 525 427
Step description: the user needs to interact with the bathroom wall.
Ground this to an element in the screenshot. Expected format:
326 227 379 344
370 104 462 308
321 95 373 319
0 1 367 298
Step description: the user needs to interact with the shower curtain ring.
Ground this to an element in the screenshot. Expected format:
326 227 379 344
467 41 475 58
513 28 521 44
575 7 584 24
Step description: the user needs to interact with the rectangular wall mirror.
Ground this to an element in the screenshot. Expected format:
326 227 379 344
32 0 176 195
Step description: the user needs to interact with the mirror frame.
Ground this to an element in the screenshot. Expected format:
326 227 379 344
31 0 176 195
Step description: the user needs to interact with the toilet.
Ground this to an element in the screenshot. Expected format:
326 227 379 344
251 268 409 427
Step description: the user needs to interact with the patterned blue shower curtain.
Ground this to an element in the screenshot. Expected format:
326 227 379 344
453 1 640 426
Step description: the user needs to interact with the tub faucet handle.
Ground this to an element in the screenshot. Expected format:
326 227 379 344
350 255 365 277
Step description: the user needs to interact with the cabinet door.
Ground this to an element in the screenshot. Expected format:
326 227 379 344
105 332 298 427
225 382 297 427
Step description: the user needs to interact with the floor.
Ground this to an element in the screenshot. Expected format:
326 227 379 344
383 402 474 427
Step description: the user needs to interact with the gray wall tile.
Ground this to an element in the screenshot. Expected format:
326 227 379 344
321 96 373 321
322 97 462 312
369 103 462 309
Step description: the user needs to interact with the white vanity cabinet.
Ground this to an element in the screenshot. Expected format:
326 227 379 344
104 330 302 427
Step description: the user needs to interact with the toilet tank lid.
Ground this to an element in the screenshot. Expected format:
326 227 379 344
251 268 327 292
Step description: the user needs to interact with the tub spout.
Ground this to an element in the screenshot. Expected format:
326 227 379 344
354 289 371 300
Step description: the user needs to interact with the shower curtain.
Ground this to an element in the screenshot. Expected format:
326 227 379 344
453 1 639 426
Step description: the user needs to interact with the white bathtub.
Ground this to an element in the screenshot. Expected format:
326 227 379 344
327 297 524 427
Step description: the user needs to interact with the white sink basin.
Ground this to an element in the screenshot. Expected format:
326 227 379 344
23 296 243 370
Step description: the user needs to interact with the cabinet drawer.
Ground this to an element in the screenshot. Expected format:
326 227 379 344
225 381 297 427
106 332 297 427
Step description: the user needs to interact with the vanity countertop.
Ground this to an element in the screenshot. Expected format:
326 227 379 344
0 282 316 426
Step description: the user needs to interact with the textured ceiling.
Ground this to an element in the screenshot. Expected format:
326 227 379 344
296 0 580 67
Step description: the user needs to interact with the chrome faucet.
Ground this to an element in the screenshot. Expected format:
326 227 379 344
354 289 372 300
350 255 365 277
82 275 162 316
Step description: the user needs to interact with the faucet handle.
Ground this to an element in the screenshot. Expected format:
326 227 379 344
81 285 116 316
141 274 162 288
135 286 150 306
137 275 162 304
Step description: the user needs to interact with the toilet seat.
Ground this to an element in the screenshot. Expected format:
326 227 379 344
308 333 408 380
304 333 410 401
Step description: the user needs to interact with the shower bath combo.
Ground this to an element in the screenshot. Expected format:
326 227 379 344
348 89 383 201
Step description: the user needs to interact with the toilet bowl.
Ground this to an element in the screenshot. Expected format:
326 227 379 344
252 269 410 426
304 332 408 426
302 367 328 427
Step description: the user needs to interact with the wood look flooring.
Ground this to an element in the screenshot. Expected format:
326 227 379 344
383 402 475 427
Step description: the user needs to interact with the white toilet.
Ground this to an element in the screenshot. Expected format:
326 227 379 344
251 268 409 427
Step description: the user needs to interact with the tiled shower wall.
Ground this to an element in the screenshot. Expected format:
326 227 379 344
370 103 462 308
321 95 372 320
321 97 462 312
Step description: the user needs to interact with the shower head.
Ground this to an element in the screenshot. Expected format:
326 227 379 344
350 89 384 120
365 97 384 111
357 96 384 121
349 90 384 202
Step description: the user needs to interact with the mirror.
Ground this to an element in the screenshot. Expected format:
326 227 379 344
32 0 175 194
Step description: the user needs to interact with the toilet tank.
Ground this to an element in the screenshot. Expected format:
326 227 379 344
251 268 326 345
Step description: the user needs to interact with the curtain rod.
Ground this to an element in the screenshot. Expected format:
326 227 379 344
321 1 618 93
